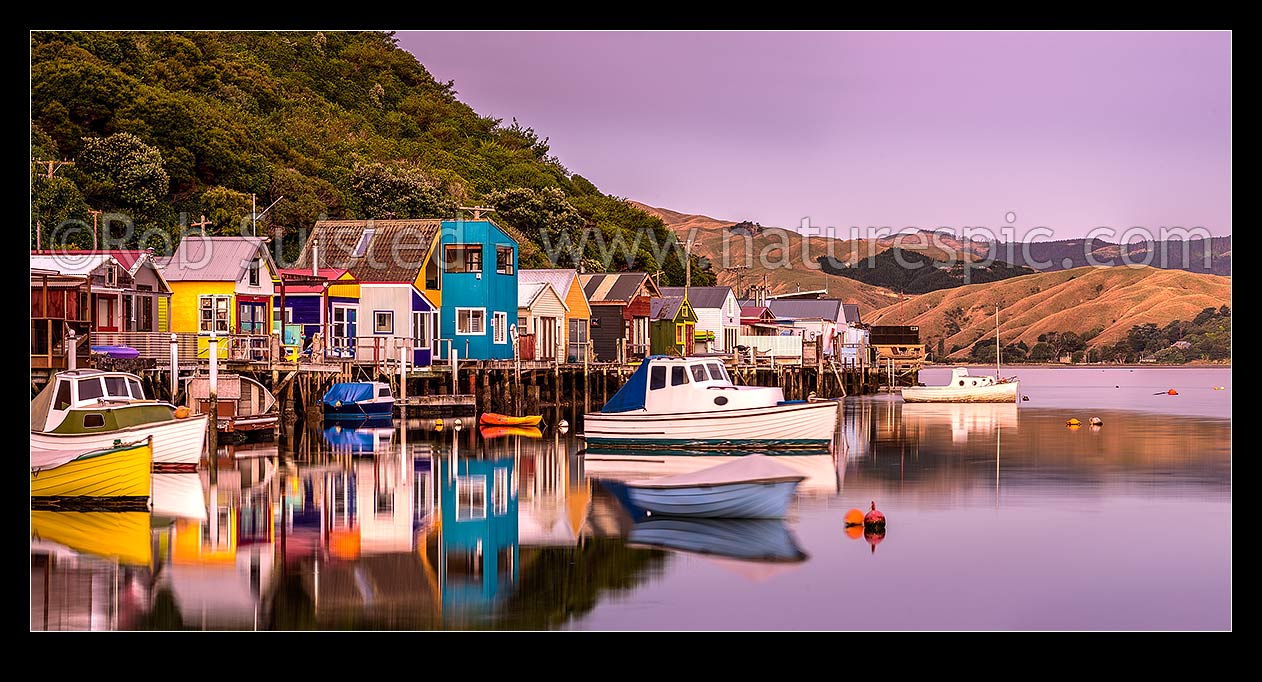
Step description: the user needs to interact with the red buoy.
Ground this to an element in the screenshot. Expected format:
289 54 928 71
1167 389 1179 395
865 527 886 554
864 501 886 530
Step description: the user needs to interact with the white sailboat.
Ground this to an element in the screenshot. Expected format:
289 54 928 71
901 306 1020 404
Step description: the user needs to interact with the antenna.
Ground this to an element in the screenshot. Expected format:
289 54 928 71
251 194 284 237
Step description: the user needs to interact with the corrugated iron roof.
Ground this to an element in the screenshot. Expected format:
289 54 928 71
518 281 569 311
766 299 842 322
659 286 733 309
160 237 274 282
293 220 441 283
30 254 116 276
842 303 862 324
650 295 685 320
519 269 578 298
580 272 658 303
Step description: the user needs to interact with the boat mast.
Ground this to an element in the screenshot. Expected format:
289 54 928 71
995 305 1001 380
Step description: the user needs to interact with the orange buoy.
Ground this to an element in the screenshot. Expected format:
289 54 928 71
1167 389 1179 395
173 406 190 419
845 525 864 540
863 501 886 530
844 508 865 527
1066 418 1081 426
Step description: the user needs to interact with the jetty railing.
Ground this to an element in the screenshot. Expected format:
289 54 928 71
93 331 199 363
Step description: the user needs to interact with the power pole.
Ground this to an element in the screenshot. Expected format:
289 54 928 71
32 159 76 250
191 214 212 237
458 206 496 221
88 209 101 250
32 159 74 179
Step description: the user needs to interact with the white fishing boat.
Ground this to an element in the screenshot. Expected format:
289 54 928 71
581 356 839 449
901 367 1021 403
620 454 806 518
901 307 1020 404
31 369 208 471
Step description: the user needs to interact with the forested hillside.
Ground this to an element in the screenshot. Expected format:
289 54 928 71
30 31 713 285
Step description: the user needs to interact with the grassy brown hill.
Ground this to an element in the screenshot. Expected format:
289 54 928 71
631 201 902 311
865 266 1232 356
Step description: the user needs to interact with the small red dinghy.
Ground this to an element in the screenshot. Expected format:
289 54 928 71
479 412 543 427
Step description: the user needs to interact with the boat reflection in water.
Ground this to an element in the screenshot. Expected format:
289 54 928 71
31 511 154 631
627 517 807 579
322 416 395 456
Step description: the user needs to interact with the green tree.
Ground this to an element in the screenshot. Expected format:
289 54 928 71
77 132 170 210
1028 342 1056 363
349 162 456 219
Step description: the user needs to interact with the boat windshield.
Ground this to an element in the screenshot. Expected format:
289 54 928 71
128 378 145 399
706 362 727 382
377 386 391 398
690 364 708 382
670 366 689 386
78 378 104 401
105 376 130 398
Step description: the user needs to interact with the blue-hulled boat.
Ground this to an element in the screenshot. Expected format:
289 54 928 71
581 356 838 449
622 454 805 519
322 382 394 419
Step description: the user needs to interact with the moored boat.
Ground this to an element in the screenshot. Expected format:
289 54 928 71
901 368 1021 403
186 373 279 435
479 412 543 427
621 454 806 519
479 424 543 439
902 307 1020 404
31 437 153 505
31 369 207 471
323 381 395 419
581 356 839 449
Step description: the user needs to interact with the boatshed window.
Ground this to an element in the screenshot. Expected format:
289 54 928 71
707 363 726 381
199 295 230 333
445 244 483 273
690 364 709 382
78 378 104 401
496 245 515 275
650 365 667 390
456 308 485 335
105 376 129 397
671 366 688 386
374 311 393 334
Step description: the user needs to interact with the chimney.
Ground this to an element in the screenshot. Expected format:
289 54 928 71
312 237 319 278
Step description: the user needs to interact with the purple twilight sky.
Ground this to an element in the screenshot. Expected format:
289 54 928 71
397 31 1231 239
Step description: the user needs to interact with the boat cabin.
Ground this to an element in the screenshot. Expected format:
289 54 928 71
602 356 784 414
943 367 999 388
30 369 156 432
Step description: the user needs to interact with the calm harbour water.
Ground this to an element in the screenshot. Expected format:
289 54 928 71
31 367 1231 631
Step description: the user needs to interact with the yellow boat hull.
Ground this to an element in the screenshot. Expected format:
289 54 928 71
31 441 153 499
